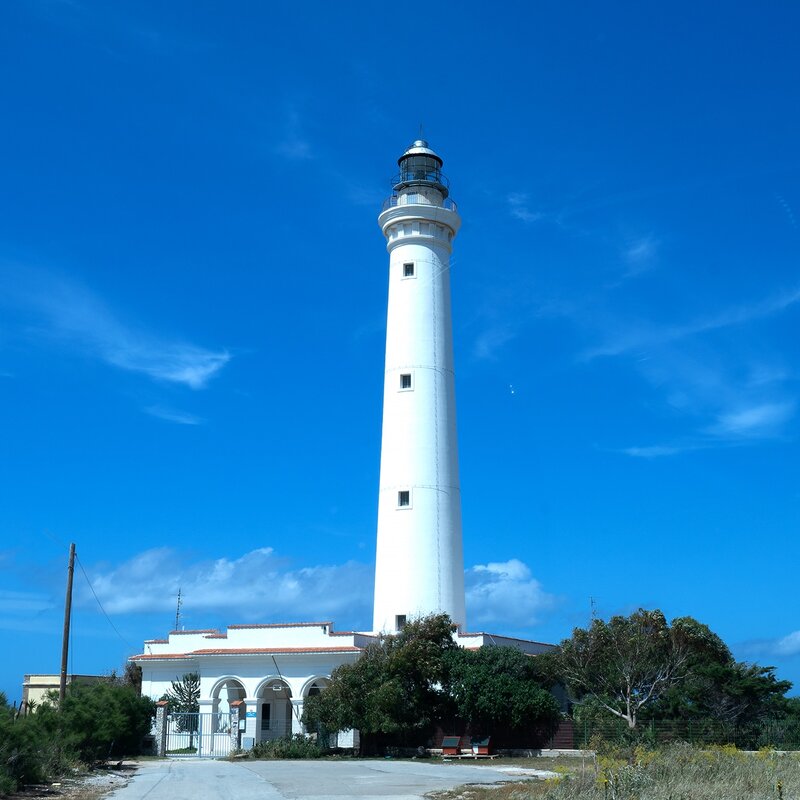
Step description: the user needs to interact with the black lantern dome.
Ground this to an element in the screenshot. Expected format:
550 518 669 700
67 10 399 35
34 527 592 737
392 139 449 198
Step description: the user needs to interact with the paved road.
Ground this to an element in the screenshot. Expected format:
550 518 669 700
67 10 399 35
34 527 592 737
108 758 535 800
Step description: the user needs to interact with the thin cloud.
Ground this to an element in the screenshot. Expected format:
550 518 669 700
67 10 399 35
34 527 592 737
620 235 659 279
741 630 800 659
473 324 516 360
621 444 692 459
0 589 57 633
0 264 230 389
275 110 313 161
144 405 205 425
708 401 795 438
583 286 800 360
507 193 544 224
466 559 556 627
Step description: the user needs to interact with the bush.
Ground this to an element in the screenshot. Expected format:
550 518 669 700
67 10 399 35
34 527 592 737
0 683 154 796
59 683 155 762
0 696 73 796
248 734 325 759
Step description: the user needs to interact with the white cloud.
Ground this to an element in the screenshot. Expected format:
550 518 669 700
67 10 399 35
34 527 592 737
0 589 57 633
275 111 313 161
583 286 800 360
507 193 543 223
0 589 55 615
77 549 557 636
466 559 555 628
79 547 373 624
774 631 800 656
620 235 659 279
621 444 690 458
473 324 516 360
624 236 657 266
0 265 230 389
144 404 205 425
708 401 795 437
742 630 800 659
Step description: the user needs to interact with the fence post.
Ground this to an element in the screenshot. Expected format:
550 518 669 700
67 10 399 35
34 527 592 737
155 700 169 757
230 700 243 753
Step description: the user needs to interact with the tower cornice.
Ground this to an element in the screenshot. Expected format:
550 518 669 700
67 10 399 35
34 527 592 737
378 203 461 239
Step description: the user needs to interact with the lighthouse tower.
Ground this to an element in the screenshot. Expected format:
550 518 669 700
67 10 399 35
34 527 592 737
372 140 466 633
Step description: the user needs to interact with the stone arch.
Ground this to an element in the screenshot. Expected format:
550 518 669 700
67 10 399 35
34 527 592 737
300 675 331 698
254 675 292 698
209 676 246 732
255 677 293 741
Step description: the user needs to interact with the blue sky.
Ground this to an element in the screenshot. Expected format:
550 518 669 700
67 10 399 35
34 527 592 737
1 1 798 704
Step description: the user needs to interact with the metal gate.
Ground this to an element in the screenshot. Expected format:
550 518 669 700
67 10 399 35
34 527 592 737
166 712 233 758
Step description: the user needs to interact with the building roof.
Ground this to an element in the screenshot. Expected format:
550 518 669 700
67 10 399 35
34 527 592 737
132 646 363 660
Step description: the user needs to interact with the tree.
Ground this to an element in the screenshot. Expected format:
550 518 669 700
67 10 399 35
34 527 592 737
442 646 561 740
163 672 200 749
59 682 155 762
555 609 727 728
658 659 793 726
302 615 457 748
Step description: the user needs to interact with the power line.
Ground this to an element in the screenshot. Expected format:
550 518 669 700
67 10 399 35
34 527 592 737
75 554 134 650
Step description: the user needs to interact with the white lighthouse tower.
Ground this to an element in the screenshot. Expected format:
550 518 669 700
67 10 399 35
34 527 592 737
372 140 466 633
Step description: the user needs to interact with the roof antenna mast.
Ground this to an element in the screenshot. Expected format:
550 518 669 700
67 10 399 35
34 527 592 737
175 587 182 632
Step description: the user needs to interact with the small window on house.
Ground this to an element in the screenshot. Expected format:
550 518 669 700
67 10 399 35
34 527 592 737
398 490 410 508
403 262 415 277
395 615 407 631
400 373 412 390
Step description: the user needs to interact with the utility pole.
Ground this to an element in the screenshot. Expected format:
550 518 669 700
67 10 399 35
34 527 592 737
59 542 76 706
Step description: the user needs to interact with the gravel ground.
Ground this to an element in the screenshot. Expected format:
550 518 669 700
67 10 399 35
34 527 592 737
13 763 138 800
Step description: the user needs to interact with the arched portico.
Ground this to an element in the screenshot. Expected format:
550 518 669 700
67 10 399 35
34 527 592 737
255 678 293 741
209 677 246 733
301 675 331 698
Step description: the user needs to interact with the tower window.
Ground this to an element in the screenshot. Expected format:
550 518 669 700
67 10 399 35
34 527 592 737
398 490 410 508
400 373 412 390
403 262 415 277
395 615 407 631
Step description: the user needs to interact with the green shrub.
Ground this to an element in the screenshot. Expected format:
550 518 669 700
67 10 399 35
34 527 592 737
0 683 154 796
59 683 155 762
248 734 325 759
0 696 73 796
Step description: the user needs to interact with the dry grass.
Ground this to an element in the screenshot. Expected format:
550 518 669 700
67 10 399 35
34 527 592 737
429 744 800 800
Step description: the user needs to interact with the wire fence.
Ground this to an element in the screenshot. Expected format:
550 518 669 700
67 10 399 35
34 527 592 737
573 718 800 750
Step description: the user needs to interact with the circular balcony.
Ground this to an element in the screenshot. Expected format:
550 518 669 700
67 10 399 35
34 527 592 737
382 194 458 213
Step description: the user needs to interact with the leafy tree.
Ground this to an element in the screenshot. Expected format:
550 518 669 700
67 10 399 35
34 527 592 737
555 609 729 728
442 646 561 739
658 660 792 726
59 682 155 762
111 662 143 695
163 672 200 749
164 672 201 713
0 684 154 793
303 614 457 747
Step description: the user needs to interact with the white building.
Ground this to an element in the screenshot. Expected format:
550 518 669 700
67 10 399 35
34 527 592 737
131 141 553 754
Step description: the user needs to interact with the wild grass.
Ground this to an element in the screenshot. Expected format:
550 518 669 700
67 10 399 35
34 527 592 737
431 744 800 800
